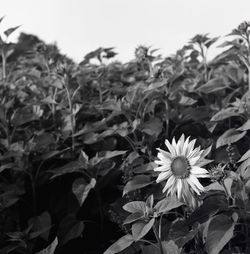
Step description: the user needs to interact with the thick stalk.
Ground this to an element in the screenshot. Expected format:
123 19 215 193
63 77 75 152
153 224 164 254
1 50 6 80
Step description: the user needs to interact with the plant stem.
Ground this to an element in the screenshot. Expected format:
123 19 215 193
1 50 6 80
153 224 164 254
63 76 75 152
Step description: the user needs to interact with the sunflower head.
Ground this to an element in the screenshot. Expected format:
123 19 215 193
154 134 211 208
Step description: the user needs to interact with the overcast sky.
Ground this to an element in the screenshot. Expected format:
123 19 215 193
1 0 250 63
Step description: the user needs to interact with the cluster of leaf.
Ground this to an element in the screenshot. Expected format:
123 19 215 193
0 18 250 254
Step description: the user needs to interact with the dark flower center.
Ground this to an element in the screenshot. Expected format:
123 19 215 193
171 156 190 179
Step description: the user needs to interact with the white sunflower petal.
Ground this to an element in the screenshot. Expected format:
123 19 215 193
154 164 171 172
157 148 172 161
156 171 172 183
158 152 171 164
165 139 176 156
187 177 201 195
189 175 205 192
189 156 200 166
186 139 196 157
162 175 175 193
182 136 190 156
191 166 209 176
154 160 166 165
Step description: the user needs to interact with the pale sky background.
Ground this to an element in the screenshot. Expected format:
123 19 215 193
1 0 250 63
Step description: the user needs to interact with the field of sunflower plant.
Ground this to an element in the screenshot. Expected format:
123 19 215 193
1 17 250 254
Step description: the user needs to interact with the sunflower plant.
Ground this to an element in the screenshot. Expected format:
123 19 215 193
105 133 249 254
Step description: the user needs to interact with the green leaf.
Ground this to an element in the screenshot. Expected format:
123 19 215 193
104 234 134 254
58 214 84 246
206 214 236 254
154 197 183 214
132 218 155 241
216 128 246 148
141 117 163 137
238 149 250 162
179 95 197 106
29 212 51 241
72 178 96 206
142 240 181 254
35 237 58 254
186 192 228 226
123 175 153 196
238 119 250 131
211 107 239 122
237 158 250 178
123 201 146 213
197 78 228 94
11 106 40 126
162 240 181 254
4 25 21 37
49 161 83 179
123 212 144 224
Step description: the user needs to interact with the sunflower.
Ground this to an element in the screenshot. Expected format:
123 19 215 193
154 135 211 207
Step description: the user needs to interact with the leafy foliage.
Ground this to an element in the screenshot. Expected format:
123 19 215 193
1 18 250 254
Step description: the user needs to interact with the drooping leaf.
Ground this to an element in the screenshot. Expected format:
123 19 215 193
140 117 163 137
49 161 83 179
238 119 250 131
29 212 51 241
179 95 197 106
58 214 84 246
123 212 144 225
11 106 40 126
4 25 21 37
35 237 58 254
72 178 96 206
154 197 183 214
211 107 239 122
104 234 134 254
123 175 153 196
132 218 155 241
162 240 181 254
123 201 146 213
206 214 237 254
216 128 246 148
197 78 228 94
186 192 228 226
238 149 250 162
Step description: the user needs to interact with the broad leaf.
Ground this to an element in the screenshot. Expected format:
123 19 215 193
206 214 237 254
72 178 96 206
211 107 239 122
123 175 153 196
49 161 83 179
104 234 134 254
238 119 250 131
198 78 228 94
238 149 250 162
35 237 58 254
132 218 155 241
58 214 84 246
154 197 183 214
216 128 246 148
123 201 146 213
123 212 144 224
186 192 228 226
140 117 163 137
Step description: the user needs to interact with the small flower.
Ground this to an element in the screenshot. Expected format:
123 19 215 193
154 135 211 207
135 45 148 61
209 164 227 183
